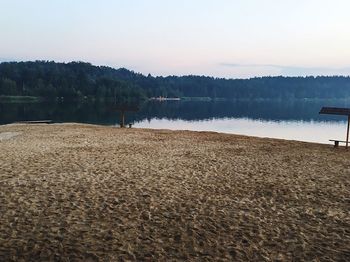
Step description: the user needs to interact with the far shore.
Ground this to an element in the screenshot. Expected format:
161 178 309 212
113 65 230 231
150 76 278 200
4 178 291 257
0 123 349 261
2 94 350 104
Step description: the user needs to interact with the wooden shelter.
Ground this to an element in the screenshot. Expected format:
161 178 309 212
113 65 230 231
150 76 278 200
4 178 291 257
319 107 350 148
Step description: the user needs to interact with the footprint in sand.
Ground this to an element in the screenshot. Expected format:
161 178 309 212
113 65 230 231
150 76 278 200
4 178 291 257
0 132 21 141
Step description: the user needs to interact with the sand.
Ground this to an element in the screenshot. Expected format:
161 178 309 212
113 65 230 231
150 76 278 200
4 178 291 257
0 132 21 141
0 123 349 261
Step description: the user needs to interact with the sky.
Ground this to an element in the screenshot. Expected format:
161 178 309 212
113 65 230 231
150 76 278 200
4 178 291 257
1 0 350 78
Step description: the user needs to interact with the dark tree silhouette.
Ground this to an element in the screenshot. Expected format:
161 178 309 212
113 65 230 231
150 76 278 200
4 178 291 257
1 61 350 100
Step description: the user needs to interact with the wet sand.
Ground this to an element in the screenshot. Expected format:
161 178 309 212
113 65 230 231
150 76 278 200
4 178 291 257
0 123 349 261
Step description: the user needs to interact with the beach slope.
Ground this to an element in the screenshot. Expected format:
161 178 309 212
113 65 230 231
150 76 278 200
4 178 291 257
0 124 349 261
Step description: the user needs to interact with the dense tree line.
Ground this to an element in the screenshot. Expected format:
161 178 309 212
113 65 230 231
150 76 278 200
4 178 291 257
0 61 146 102
1 61 350 100
155 75 350 99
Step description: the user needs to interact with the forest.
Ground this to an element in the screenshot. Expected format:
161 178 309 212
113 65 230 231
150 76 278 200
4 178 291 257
1 61 350 101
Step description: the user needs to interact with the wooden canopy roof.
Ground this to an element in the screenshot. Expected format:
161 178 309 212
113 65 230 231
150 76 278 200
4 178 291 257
319 107 350 116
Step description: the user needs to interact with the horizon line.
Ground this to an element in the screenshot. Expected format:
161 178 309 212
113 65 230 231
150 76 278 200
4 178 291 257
1 59 350 80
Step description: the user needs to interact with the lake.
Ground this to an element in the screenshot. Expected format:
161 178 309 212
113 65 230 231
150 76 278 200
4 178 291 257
1 99 349 144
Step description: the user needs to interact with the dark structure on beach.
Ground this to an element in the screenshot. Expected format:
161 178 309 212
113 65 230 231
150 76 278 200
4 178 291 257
320 107 350 148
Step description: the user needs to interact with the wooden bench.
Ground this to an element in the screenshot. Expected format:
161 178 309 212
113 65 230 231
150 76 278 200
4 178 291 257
329 139 347 148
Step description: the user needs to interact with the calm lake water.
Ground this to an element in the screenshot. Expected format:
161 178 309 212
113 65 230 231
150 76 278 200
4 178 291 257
1 99 349 144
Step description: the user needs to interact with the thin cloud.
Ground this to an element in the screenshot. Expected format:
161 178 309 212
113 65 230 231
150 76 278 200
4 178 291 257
220 63 350 76
0 57 17 63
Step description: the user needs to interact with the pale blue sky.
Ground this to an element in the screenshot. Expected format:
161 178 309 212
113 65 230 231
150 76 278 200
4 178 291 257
1 0 350 78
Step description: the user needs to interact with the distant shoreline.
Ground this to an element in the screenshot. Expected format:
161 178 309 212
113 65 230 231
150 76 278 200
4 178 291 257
1 95 350 104
149 97 181 101
2 61 350 105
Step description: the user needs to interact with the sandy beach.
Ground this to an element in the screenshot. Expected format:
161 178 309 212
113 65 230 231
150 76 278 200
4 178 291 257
0 123 349 261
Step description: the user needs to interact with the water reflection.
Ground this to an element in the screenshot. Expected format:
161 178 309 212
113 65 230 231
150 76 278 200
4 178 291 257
1 100 349 144
134 118 347 144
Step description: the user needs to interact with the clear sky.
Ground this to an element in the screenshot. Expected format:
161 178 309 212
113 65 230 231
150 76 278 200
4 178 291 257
1 0 350 78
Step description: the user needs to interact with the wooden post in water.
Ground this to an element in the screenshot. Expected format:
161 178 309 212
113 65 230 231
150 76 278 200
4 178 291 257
120 110 125 128
112 105 139 128
346 116 350 149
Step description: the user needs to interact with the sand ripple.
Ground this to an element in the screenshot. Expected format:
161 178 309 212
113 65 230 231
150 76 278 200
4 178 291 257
0 124 349 261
